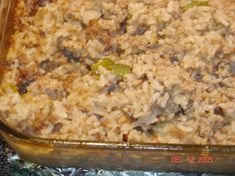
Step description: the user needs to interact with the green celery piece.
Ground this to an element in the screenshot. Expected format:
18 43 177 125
91 58 131 77
91 58 114 74
127 14 132 20
111 64 131 78
0 82 18 93
182 1 208 11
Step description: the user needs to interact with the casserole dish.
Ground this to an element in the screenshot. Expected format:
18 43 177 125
0 0 235 173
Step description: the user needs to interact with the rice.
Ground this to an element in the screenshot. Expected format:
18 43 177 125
0 0 235 145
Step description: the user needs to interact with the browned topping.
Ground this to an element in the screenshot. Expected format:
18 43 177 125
33 119 46 131
26 0 54 16
17 70 35 83
170 127 186 139
114 127 121 133
25 42 40 49
86 20 111 46
122 133 128 142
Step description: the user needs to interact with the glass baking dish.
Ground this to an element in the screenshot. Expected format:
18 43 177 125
0 0 234 173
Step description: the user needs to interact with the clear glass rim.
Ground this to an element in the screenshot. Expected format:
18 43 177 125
1 120 235 153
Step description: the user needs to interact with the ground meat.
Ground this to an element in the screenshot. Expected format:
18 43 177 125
26 0 53 16
116 44 125 56
38 60 60 72
213 106 224 116
151 103 162 117
135 104 162 126
56 36 81 61
119 18 127 34
164 96 185 117
146 128 154 136
62 48 80 61
212 120 228 133
103 83 121 94
17 70 36 94
170 55 179 64
218 81 226 87
191 70 203 81
133 23 149 36
51 122 63 133
17 80 35 94
230 61 235 75
174 105 185 116
138 73 148 82
133 126 144 133
45 88 67 100
94 114 103 120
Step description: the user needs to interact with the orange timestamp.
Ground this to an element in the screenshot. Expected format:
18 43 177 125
170 155 214 164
